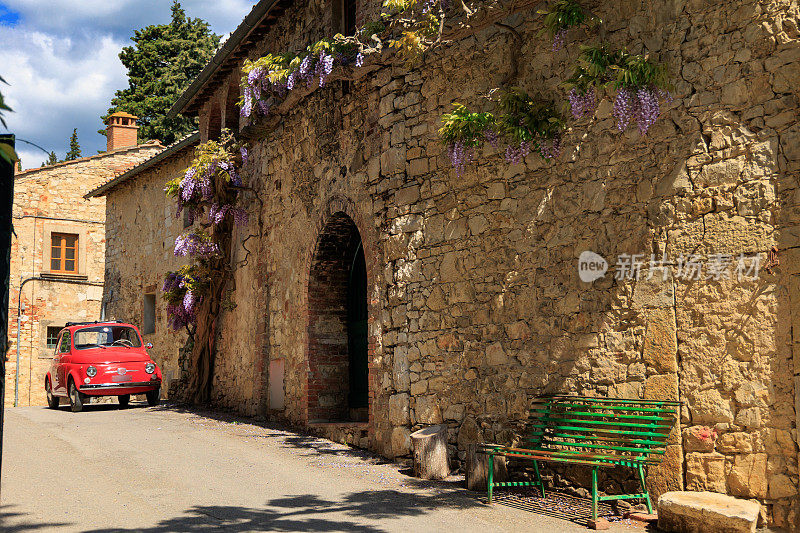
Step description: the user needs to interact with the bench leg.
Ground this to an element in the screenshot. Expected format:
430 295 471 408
533 459 545 497
591 467 598 521
488 453 494 504
637 463 653 514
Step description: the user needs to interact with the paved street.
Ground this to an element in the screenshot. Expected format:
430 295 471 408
2 403 640 532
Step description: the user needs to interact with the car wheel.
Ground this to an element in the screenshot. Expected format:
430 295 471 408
146 388 160 407
68 380 84 413
46 378 59 409
118 394 130 408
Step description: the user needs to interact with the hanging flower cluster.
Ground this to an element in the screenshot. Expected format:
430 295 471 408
162 132 249 331
174 231 220 258
165 130 248 227
438 89 566 176
565 44 672 134
239 29 381 118
162 265 207 331
537 0 600 51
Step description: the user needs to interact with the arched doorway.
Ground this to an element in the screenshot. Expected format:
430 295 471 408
307 212 369 422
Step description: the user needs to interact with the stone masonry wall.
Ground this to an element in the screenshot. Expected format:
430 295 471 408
180 0 799 527
103 146 196 394
6 144 162 407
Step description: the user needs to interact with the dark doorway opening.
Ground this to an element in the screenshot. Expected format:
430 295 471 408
347 242 368 419
307 212 369 422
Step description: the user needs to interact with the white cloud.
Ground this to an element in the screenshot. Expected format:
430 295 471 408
1 0 253 169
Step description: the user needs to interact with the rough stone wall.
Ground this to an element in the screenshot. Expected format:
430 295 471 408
5 144 162 407
176 0 799 527
102 146 196 393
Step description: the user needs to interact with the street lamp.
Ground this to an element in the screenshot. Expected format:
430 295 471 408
14 279 32 407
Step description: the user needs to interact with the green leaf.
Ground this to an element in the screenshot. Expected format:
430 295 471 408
0 142 19 165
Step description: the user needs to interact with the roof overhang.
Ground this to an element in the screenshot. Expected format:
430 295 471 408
167 0 290 120
85 132 200 198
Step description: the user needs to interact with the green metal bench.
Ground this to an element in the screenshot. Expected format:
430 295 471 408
478 395 680 521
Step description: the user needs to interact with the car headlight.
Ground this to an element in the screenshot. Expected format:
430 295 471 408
145 362 155 374
86 366 97 377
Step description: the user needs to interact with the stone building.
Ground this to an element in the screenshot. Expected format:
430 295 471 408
103 0 799 527
87 133 199 394
5 114 162 407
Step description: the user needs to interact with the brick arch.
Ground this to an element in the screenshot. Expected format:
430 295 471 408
303 197 378 427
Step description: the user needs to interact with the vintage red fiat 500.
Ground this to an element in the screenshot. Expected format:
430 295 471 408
45 321 162 412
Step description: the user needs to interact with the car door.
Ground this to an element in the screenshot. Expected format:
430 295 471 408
50 332 62 391
55 330 71 394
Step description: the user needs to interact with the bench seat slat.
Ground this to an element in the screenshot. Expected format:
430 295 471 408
530 402 677 415
528 416 672 430
486 446 659 466
533 440 665 455
526 424 670 439
527 430 668 447
531 396 681 407
531 407 670 422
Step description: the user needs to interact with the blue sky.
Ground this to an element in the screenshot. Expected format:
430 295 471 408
0 1 253 169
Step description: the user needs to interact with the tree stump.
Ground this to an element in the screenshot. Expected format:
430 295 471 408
410 424 450 480
465 443 508 491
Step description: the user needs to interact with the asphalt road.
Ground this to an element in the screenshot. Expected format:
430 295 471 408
1 403 642 532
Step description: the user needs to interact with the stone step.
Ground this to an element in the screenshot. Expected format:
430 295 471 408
658 491 761 533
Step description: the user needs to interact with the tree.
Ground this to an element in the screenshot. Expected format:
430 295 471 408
65 129 81 161
41 151 58 167
100 1 219 146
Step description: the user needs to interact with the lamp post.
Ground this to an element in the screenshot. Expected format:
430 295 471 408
13 289 26 407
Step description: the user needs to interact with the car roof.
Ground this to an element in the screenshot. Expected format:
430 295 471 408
65 321 137 331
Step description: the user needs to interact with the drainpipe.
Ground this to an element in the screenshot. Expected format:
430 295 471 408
14 276 103 407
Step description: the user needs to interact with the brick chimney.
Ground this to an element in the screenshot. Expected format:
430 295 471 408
106 112 139 151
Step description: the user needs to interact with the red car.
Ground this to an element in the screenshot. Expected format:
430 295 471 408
45 321 162 412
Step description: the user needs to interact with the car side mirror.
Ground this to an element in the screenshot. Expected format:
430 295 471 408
145 343 153 349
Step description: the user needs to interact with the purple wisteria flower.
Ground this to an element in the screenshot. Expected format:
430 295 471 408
174 233 220 258
505 141 531 164
568 87 597 120
315 51 334 87
447 141 473 178
552 28 567 52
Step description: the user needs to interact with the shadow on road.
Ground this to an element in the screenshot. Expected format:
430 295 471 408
150 402 383 463
83 488 484 532
0 505 71 532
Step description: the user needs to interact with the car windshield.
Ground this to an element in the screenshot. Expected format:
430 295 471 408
74 326 141 350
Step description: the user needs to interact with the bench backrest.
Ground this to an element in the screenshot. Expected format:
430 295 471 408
526 396 680 464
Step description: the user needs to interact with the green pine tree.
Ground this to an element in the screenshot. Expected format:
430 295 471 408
65 129 81 160
41 151 58 167
100 1 219 145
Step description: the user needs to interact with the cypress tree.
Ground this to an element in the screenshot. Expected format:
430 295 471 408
100 1 219 145
65 129 81 161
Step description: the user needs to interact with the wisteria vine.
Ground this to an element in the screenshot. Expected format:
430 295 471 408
162 131 249 332
439 89 566 176
240 32 376 119
537 0 600 51
565 44 672 134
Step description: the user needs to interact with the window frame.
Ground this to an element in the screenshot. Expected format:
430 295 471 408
50 232 79 274
142 293 156 335
46 326 62 349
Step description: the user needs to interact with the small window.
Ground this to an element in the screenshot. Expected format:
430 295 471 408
343 0 357 36
143 294 156 335
46 326 62 348
51 233 78 274
333 0 357 36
